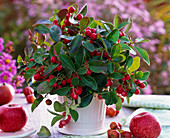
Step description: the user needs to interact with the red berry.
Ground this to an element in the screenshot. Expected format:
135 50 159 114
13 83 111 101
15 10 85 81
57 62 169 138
63 39 71 44
121 91 127 97
110 122 120 130
90 33 97 40
46 79 50 83
64 19 71 26
86 70 91 76
96 52 101 56
86 27 91 30
69 6 75 13
106 107 109 115
85 29 92 36
61 24 66 30
61 80 67 86
70 92 78 100
56 85 62 89
116 110 119 115
29 58 34 62
121 77 126 82
66 78 72 83
23 86 34 96
26 94 35 103
116 87 123 94
70 84 73 87
34 73 41 81
91 28 96 33
135 79 141 85
58 123 63 128
90 50 97 56
139 83 145 89
62 112 66 117
98 94 103 100
49 75 54 79
77 14 83 20
56 65 62 71
60 120 67 126
90 40 94 44
103 51 109 58
106 79 113 87
52 82 57 87
46 99 52 105
51 56 57 63
25 67 29 71
125 74 130 80
75 88 82 95
135 89 140 94
66 13 70 20
53 19 58 25
67 115 71 121
121 131 132 138
107 107 116 117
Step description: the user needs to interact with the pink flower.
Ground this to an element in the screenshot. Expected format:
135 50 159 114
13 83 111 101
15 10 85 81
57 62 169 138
0 44 4 53
0 71 12 83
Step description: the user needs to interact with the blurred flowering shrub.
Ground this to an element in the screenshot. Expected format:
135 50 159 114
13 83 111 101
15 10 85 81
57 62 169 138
0 37 25 93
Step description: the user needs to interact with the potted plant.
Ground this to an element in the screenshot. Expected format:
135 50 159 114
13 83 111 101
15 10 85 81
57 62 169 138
18 3 150 135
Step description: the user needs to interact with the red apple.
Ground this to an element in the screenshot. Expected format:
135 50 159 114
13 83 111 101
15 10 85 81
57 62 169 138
23 86 34 96
0 83 15 105
129 112 161 138
0 104 28 132
26 94 35 103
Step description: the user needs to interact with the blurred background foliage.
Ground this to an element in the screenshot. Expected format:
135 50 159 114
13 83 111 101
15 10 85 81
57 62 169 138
0 0 169 94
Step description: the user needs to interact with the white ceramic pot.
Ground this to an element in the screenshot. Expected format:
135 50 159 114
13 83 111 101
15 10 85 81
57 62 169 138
57 95 106 136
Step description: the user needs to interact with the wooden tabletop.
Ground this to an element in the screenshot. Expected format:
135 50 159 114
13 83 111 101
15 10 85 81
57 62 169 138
10 94 135 138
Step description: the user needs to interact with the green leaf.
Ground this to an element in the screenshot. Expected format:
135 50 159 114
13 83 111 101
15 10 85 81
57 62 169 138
111 44 121 58
112 55 126 63
135 38 150 43
34 24 49 34
128 56 140 72
33 53 43 64
75 48 85 68
82 41 95 52
134 46 150 65
138 71 150 81
51 115 64 126
106 29 119 43
125 17 132 33
108 61 119 73
119 36 129 43
79 93 93 108
55 42 63 55
54 101 65 112
24 69 36 82
80 17 90 31
136 71 143 79
27 61 36 68
105 90 118 105
125 56 133 69
77 67 87 75
24 46 33 58
88 60 107 73
33 19 52 27
48 78 57 86
80 75 98 90
37 126 51 137
94 20 106 30
131 82 137 92
114 15 122 29
57 9 68 20
51 87 71 96
50 25 62 42
116 96 122 111
47 109 59 116
44 64 58 76
78 4 87 16
37 81 53 94
59 54 75 71
120 43 131 50
31 97 43 112
17 55 23 66
71 77 79 86
70 35 83 53
93 74 107 88
109 72 123 80
70 109 79 122
117 22 130 29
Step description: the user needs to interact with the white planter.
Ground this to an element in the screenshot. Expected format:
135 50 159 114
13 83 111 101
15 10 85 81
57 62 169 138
57 95 106 136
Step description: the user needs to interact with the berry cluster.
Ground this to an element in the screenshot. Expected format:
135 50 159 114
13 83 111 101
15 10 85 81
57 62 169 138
58 112 72 128
23 86 35 104
108 121 132 138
